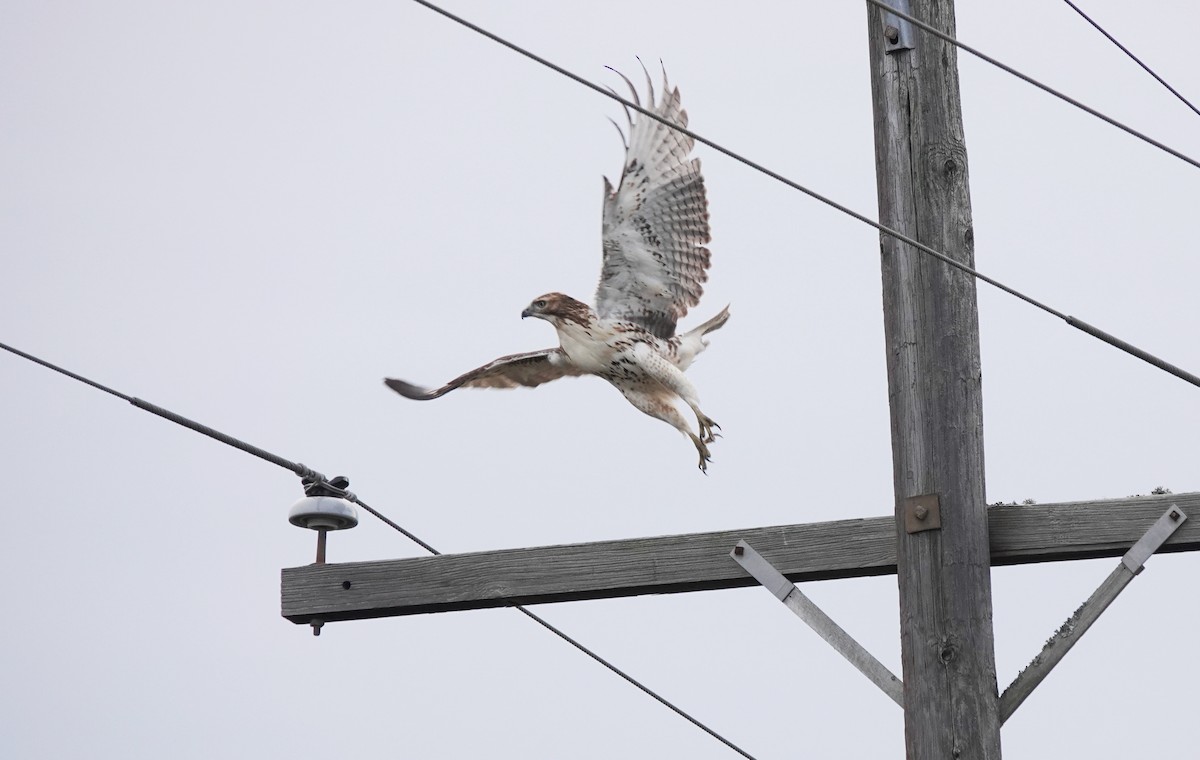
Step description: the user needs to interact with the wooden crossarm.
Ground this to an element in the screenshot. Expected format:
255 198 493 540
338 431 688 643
282 493 1200 624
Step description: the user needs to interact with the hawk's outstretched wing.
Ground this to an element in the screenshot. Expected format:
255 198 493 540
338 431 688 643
596 68 711 340
385 348 584 400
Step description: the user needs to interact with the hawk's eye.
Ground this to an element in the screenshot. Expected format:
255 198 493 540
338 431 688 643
534 299 547 309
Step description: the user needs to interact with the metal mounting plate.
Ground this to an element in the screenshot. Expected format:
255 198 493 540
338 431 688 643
882 0 916 52
904 493 942 534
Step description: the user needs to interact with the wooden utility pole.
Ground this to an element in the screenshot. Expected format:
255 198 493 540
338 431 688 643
867 0 1001 757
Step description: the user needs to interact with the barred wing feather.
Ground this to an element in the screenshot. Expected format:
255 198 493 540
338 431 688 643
597 69 711 340
384 349 583 400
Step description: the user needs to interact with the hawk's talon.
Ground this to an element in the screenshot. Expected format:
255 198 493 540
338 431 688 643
690 433 712 473
696 414 721 445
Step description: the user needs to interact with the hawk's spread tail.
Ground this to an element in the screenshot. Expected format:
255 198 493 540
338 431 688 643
670 304 730 370
691 304 730 336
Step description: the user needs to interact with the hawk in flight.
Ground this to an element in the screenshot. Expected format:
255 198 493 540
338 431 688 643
387 69 729 471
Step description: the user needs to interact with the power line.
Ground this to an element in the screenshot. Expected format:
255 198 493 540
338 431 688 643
0 339 757 760
408 0 1200 391
0 340 325 481
512 606 757 759
337 482 757 758
867 0 1200 171
1061 0 1200 119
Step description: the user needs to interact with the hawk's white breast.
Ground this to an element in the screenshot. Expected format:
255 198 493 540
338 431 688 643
555 319 621 374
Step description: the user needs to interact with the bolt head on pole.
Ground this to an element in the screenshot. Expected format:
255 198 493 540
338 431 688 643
288 495 359 531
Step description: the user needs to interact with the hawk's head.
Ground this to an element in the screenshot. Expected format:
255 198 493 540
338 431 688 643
521 293 593 327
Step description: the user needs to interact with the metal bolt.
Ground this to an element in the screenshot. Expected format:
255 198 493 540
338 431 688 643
311 619 325 637
914 505 929 521
1169 510 1181 522
315 528 328 564
884 25 900 43
733 545 745 556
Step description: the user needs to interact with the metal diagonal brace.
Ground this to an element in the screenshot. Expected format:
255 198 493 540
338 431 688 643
999 505 1188 723
731 540 904 707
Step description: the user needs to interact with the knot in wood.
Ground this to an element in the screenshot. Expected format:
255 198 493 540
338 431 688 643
941 156 962 181
938 642 958 665
922 141 969 193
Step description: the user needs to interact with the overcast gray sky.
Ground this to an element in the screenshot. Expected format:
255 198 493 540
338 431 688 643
3 1 1198 757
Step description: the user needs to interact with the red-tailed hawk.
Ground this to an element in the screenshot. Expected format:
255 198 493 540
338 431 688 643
387 69 729 471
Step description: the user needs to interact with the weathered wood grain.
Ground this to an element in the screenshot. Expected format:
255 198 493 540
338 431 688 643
868 0 1000 754
281 493 1200 623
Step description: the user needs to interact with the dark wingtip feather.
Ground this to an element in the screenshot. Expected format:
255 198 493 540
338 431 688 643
606 115 628 149
609 67 641 109
384 377 437 400
637 57 655 107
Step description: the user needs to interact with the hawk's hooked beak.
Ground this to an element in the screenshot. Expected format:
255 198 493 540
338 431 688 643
520 307 532 319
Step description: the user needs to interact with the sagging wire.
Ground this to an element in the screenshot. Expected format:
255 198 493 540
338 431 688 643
0 338 758 760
